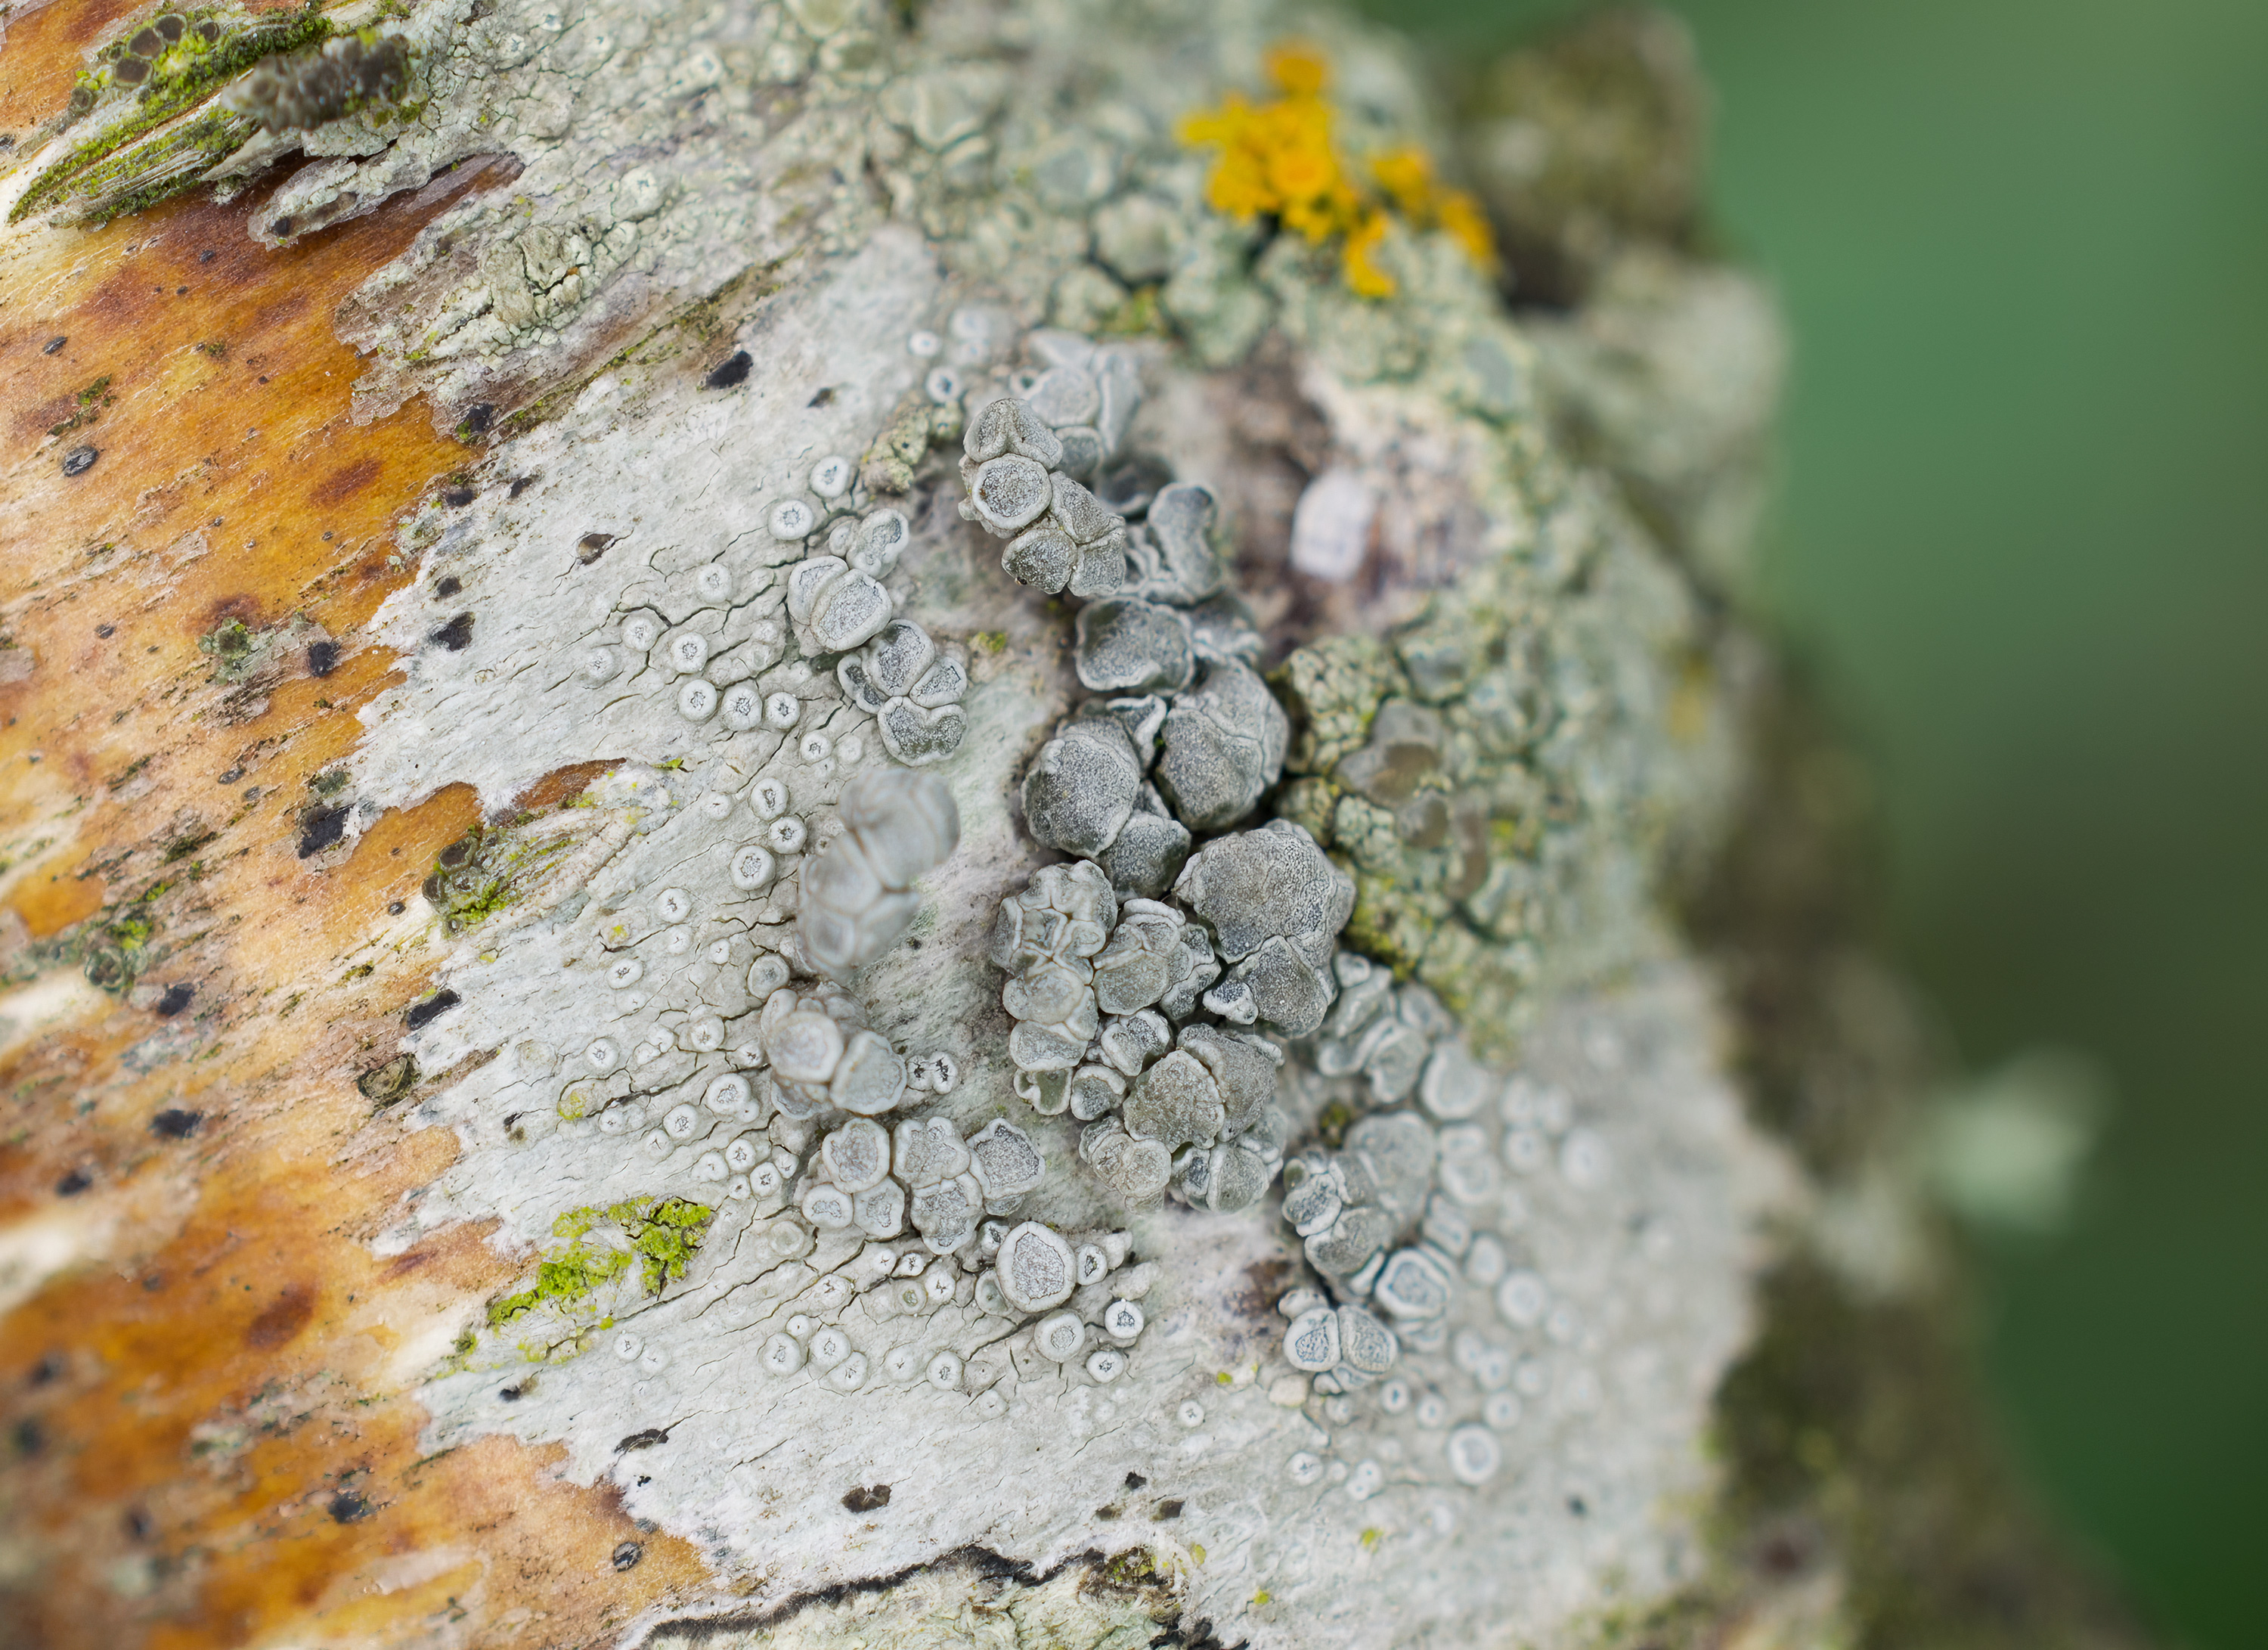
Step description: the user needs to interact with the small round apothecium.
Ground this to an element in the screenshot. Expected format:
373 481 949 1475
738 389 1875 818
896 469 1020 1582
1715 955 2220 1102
770 498 818 540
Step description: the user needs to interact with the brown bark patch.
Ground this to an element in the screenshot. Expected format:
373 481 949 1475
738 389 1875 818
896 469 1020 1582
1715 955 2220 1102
510 759 624 817
0 0 151 123
240 1282 317 1349
308 454 382 508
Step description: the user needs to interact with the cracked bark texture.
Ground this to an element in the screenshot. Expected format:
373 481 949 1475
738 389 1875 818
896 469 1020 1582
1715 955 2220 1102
0 2 2150 1648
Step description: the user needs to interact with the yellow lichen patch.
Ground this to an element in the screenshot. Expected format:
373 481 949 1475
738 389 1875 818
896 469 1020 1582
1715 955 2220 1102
1177 43 1498 298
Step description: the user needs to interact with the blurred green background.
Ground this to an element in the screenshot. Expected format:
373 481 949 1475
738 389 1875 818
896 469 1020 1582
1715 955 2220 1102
1359 0 2268 1643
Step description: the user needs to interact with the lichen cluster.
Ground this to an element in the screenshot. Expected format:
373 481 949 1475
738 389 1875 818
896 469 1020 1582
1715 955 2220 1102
1269 538 1727 1060
1179 43 1496 298
272 6 1789 1633
798 767 961 973
486 1196 717 1338
969 330 1294 901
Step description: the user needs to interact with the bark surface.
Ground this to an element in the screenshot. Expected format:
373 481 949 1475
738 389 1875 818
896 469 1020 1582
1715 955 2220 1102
0 3 2149 1648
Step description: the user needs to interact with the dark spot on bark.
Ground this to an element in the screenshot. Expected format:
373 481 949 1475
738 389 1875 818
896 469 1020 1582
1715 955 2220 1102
218 768 243 784
617 1428 671 1452
1124 1472 1148 1490
200 250 215 263
612 1540 643 1571
463 403 494 434
166 827 218 861
96 624 115 637
298 803 350 857
441 486 476 507
327 1491 371 1524
841 1484 891 1512
807 386 835 407
1756 1527 1815 1578
56 1171 91 1197
150 1109 203 1139
1228 1257 1294 1322
27 1354 64 1387
576 532 615 565
500 1379 532 1400
311 456 381 507
1151 1499 1183 1521
125 1508 153 1542
308 640 339 677
175 285 187 296
509 475 538 498
62 445 98 476
14 1419 46 1458
270 216 293 237
1567 1496 1588 1516
358 1057 422 1112
388 900 405 915
1096 1505 1121 1519
43 335 67 355
704 350 751 389
155 983 195 1017
243 1285 316 1350
406 989 460 1030
432 612 474 650
435 575 462 597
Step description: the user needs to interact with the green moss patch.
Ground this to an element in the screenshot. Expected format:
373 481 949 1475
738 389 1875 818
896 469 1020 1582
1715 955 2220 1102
11 4 336 225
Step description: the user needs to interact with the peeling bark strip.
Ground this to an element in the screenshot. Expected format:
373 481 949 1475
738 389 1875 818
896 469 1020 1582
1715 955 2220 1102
0 2 2143 1648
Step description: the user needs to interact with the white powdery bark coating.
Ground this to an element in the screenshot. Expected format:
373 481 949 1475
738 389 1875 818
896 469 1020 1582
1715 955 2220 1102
343 231 1798 1647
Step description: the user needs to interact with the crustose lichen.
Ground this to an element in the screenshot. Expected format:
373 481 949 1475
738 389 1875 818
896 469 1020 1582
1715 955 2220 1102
1178 43 1497 299
487 1196 715 1330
